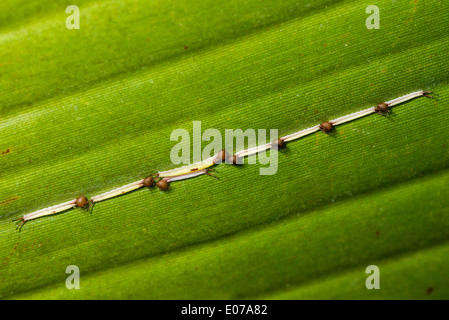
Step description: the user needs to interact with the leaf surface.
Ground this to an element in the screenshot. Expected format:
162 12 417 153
1 0 448 299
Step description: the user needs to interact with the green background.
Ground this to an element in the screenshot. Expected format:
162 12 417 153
0 0 448 299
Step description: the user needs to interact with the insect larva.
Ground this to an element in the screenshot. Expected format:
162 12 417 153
156 179 169 191
374 91 433 116
230 155 242 165
374 102 389 115
234 143 271 158
158 155 217 178
143 176 155 187
235 137 286 160
330 108 375 126
319 121 334 134
385 91 433 107
281 126 321 142
13 197 89 230
215 149 229 163
163 169 218 183
75 195 93 209
333 91 433 125
271 138 286 150
157 169 217 190
157 149 234 178
90 180 144 203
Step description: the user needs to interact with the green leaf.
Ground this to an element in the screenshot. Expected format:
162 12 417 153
1 0 448 299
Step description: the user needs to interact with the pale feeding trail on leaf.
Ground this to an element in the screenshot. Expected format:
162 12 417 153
13 91 432 229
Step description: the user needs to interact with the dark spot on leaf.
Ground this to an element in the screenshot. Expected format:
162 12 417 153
0 196 19 207
1 148 10 155
426 287 434 295
184 45 189 50
3 241 20 265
